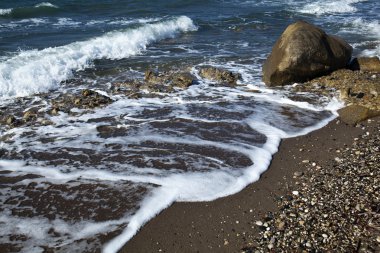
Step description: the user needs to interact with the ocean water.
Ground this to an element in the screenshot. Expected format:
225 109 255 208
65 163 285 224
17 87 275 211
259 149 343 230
0 0 379 252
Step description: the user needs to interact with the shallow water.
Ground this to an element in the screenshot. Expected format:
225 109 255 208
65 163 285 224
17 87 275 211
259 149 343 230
0 0 379 252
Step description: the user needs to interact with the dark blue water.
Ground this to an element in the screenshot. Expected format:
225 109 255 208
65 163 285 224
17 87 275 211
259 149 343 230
0 1 379 252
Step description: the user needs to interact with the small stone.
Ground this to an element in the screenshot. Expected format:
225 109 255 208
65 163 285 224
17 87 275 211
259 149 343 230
6 115 16 125
292 191 299 196
255 221 263 226
377 236 380 243
51 108 59 115
23 111 36 121
82 89 94 97
224 239 229 246
267 243 274 250
302 160 309 163
306 242 311 247
322 234 328 238
277 221 285 230
294 171 303 177
74 98 82 105
236 220 239 224
311 162 316 166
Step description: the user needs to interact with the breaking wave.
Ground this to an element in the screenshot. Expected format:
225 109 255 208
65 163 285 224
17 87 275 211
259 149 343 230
0 16 197 98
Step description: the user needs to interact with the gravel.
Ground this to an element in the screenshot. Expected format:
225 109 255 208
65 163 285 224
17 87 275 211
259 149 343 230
245 120 380 252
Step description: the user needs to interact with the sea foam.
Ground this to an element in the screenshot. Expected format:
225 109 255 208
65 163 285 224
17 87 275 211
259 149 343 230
298 0 367 15
0 8 12 16
0 2 58 17
0 16 197 99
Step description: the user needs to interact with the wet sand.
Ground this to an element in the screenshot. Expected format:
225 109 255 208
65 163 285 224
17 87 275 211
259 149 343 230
120 117 376 253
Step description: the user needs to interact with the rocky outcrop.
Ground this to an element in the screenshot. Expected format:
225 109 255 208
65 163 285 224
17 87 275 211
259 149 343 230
51 89 113 114
199 67 241 86
144 70 196 89
263 20 352 86
292 60 380 124
349 57 380 72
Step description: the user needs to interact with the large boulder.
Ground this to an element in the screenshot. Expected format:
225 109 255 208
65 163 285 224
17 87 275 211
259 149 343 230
263 21 352 86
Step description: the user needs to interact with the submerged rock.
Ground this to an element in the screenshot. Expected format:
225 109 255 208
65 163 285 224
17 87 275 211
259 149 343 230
263 20 352 86
5 115 17 125
144 70 196 89
199 67 241 86
52 89 113 113
171 72 196 88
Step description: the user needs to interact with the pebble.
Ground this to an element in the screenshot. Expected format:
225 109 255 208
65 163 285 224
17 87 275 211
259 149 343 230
255 221 263 226
292 191 299 196
293 171 303 177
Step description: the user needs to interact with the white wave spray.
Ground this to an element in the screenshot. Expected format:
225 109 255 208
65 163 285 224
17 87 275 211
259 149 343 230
0 2 58 16
298 0 367 15
0 16 197 98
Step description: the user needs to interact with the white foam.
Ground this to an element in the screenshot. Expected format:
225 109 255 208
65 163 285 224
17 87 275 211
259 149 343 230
341 18 380 57
0 16 197 98
34 2 58 8
54 17 81 27
298 0 367 15
0 8 12 16
0 2 58 17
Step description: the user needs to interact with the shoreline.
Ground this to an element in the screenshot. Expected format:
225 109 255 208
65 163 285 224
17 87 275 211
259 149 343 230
119 116 378 253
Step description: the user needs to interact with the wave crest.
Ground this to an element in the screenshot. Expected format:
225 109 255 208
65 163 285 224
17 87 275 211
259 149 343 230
0 16 197 99
0 2 59 17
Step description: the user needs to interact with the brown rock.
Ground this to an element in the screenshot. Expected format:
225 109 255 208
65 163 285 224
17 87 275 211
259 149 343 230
263 20 352 86
23 111 37 121
338 105 379 125
199 67 241 86
6 115 16 125
171 72 196 88
349 57 380 72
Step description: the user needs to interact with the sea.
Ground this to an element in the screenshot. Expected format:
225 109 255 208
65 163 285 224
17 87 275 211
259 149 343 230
0 0 379 252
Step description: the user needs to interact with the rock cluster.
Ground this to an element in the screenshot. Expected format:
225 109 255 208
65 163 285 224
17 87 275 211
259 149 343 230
0 67 240 129
111 67 240 98
262 21 352 86
246 120 380 252
292 57 380 124
51 89 113 114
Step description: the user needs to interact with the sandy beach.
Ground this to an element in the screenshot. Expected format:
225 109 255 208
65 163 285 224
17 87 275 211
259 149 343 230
121 116 379 252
